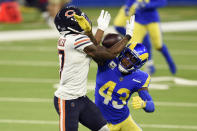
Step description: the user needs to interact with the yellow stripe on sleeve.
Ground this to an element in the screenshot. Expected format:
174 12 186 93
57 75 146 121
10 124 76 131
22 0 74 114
142 74 151 87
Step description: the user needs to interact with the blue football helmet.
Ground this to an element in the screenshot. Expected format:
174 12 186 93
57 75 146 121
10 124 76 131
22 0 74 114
118 43 149 74
54 5 91 34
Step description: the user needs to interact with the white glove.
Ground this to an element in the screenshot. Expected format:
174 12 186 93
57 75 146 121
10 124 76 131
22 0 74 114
126 15 135 37
97 10 111 31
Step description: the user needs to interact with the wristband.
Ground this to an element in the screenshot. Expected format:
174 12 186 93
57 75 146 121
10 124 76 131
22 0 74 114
125 34 131 41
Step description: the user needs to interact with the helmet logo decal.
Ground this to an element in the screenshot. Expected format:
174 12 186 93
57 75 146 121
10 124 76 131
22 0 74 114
65 10 76 18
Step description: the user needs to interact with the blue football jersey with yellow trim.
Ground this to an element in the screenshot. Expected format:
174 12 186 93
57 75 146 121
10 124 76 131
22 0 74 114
126 0 167 24
95 58 150 124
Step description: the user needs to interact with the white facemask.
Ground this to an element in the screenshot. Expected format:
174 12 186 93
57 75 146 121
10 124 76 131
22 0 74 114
118 64 129 73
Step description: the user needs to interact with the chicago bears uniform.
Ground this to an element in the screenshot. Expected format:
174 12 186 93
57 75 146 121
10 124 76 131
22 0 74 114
55 34 92 100
54 32 109 131
53 6 111 131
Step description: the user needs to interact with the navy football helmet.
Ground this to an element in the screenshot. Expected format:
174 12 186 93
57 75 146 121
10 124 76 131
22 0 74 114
118 43 149 74
54 5 91 34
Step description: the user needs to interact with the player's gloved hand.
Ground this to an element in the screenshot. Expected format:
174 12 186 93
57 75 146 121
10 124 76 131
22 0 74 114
74 14 91 32
125 15 135 37
97 10 111 31
132 96 146 109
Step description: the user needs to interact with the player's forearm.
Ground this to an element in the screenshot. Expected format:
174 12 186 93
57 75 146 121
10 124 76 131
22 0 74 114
107 35 131 55
84 35 130 62
85 31 99 46
94 29 104 46
84 44 118 62
138 90 155 112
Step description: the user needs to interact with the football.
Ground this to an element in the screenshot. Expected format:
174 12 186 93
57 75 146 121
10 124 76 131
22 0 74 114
102 33 123 48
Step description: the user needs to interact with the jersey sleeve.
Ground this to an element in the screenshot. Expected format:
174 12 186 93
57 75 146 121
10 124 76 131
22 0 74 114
72 34 93 53
134 71 151 92
142 73 151 88
133 71 151 91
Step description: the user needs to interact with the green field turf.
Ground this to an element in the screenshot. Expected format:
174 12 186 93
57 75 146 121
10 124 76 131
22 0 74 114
0 6 197 131
0 30 197 131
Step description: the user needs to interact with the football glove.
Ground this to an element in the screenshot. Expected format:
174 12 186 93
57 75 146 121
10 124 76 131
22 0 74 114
126 15 135 37
132 96 146 109
97 10 111 31
74 14 91 32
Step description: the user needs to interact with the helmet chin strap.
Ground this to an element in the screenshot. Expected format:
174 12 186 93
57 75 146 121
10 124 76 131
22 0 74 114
60 31 71 35
118 64 129 74
68 27 82 33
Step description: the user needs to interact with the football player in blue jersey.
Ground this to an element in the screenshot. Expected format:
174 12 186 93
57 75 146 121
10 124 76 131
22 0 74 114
114 0 176 75
95 42 155 131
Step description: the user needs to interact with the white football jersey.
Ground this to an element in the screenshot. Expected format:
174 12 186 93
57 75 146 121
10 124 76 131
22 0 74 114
54 33 93 100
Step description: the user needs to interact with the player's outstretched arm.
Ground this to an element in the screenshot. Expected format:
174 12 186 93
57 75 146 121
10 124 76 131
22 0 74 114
94 10 111 45
99 15 135 57
84 36 130 62
83 15 135 62
74 10 111 46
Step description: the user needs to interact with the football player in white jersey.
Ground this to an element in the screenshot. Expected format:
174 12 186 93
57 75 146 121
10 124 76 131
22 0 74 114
53 5 135 131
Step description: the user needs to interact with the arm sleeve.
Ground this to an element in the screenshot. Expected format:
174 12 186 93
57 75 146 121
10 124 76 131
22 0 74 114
145 0 167 9
73 34 93 53
138 90 155 112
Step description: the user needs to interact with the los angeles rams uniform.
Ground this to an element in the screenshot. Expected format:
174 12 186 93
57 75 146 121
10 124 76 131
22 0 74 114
114 0 176 75
128 0 167 49
95 58 154 131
